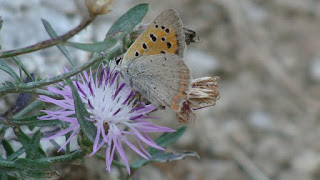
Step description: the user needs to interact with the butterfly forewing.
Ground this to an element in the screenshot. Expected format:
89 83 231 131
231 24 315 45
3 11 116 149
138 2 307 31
122 9 185 64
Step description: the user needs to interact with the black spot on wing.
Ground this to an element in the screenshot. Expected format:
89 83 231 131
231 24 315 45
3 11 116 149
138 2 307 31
167 42 172 49
150 33 157 42
142 43 147 49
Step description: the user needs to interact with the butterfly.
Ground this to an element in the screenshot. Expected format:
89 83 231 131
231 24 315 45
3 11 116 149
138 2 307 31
119 9 191 116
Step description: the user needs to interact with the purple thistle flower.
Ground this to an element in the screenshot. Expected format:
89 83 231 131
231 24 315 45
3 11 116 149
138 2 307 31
38 62 175 174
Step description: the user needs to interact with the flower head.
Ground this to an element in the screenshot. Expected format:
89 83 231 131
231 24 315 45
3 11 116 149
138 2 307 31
38 62 174 174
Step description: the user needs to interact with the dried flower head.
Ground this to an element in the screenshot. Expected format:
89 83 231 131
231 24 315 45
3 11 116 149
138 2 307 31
177 76 220 123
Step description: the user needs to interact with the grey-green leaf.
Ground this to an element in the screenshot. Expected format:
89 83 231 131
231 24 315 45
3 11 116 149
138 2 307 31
149 126 187 155
27 131 42 159
12 56 33 82
7 147 25 161
8 117 61 127
17 129 42 160
13 158 49 178
129 126 189 168
66 78 96 143
1 139 14 157
42 19 75 66
13 100 44 119
105 3 148 39
0 58 21 84
65 39 117 52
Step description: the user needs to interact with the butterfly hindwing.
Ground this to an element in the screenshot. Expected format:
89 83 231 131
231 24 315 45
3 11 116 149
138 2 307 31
124 54 190 111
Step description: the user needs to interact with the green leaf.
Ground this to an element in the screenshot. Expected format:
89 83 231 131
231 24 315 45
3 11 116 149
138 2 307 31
149 126 187 154
27 131 42 159
3 81 14 87
0 59 21 84
12 57 33 82
12 100 44 119
42 19 75 66
6 114 61 127
1 140 14 157
66 78 96 143
0 159 14 168
13 158 49 178
7 147 25 161
65 39 117 52
129 126 190 169
16 129 43 160
0 174 8 180
2 149 83 171
11 119 61 127
15 158 48 169
1 149 83 178
105 3 148 39
39 148 84 163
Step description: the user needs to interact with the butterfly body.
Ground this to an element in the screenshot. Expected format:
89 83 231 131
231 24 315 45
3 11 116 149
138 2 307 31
120 9 191 112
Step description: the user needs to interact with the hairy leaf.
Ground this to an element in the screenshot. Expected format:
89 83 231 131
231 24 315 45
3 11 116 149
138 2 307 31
105 3 148 39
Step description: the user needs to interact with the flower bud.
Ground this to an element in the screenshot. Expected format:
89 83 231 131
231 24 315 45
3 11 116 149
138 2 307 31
85 0 114 15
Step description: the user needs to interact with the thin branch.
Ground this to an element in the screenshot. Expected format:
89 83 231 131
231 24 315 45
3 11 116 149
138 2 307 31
0 16 96 58
11 89 63 99
0 116 18 129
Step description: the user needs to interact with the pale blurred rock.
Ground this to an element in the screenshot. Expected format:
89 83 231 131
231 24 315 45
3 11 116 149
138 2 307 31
188 159 247 180
240 0 268 23
254 136 292 176
186 49 219 77
292 150 320 175
140 165 163 180
309 58 320 82
278 169 310 180
248 111 273 130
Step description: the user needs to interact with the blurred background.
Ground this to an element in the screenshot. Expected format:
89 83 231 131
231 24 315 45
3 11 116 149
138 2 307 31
1 0 320 179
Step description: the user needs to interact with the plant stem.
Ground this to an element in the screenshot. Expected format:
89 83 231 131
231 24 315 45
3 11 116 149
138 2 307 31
0 16 96 58
0 46 121 97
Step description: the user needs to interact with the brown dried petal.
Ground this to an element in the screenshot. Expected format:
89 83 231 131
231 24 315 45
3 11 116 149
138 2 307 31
177 76 220 124
189 76 220 109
